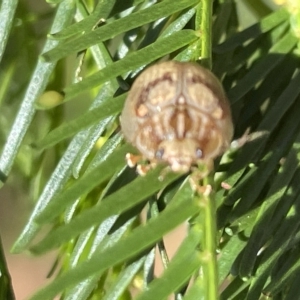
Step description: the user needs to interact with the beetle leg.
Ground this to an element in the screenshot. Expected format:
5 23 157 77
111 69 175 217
125 153 143 168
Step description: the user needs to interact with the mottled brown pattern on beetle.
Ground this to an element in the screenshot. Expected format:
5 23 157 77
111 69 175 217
169 108 192 139
136 105 221 159
196 121 221 159
136 72 175 111
120 61 234 173
188 74 225 119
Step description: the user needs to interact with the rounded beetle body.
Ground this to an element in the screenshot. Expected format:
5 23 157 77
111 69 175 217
120 61 233 173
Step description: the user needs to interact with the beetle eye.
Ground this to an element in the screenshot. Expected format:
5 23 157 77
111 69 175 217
196 148 203 158
155 148 165 159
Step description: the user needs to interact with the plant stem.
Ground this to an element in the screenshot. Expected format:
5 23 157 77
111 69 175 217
195 0 213 69
202 175 219 300
192 172 219 299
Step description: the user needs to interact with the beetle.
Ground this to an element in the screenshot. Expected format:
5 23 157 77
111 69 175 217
120 61 233 175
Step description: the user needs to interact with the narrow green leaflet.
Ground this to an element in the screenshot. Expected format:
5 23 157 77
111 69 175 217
229 150 290 219
231 130 300 222
212 0 234 45
43 0 198 62
31 166 182 253
221 20 289 75
214 8 289 53
228 32 297 104
102 256 146 300
87 132 123 171
183 280 204 300
29 194 199 300
11 130 95 254
47 0 63 3
0 0 18 62
102 180 196 300
221 278 249 300
34 143 134 223
50 0 118 39
222 67 300 193
218 235 245 284
63 215 138 300
159 8 195 39
257 69 300 132
283 269 300 300
0 0 76 177
238 134 300 277
63 29 197 102
243 0 273 16
53 0 154 40
267 254 300 296
246 174 300 292
35 94 126 150
136 230 200 300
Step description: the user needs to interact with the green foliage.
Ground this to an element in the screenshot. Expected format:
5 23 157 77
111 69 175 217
0 237 14 300
1 0 300 299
